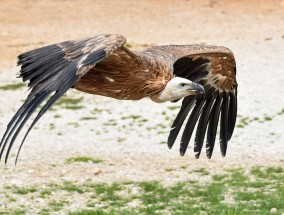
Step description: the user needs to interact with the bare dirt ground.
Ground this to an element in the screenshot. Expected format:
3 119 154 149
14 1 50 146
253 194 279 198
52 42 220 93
0 0 284 213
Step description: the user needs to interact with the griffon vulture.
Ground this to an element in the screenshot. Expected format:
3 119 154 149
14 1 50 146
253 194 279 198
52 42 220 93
0 34 237 163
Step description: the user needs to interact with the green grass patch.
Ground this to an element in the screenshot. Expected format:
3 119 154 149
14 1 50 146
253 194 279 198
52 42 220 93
89 182 122 197
69 209 105 215
56 97 83 106
103 120 117 126
0 83 26 90
39 208 50 215
191 167 209 175
251 166 284 180
55 97 84 110
8 185 37 195
39 189 52 198
48 200 69 211
65 105 84 110
212 174 227 181
230 169 247 184
69 209 134 215
92 108 111 114
117 137 126 142
121 115 141 120
54 114 61 118
89 182 124 206
61 181 85 194
49 123 55 130
167 105 181 110
2 166 284 214
237 108 284 128
80 116 97 120
65 156 103 164
138 181 160 192
277 108 284 115
67 122 80 127
4 193 17 202
7 210 26 215
264 116 272 121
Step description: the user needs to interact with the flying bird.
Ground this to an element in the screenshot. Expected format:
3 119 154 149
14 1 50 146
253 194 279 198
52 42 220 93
0 34 237 163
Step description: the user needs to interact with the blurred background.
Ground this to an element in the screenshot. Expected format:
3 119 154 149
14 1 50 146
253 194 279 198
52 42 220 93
0 0 284 214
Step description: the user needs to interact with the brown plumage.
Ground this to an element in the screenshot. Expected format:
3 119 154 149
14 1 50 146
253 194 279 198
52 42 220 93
0 34 237 163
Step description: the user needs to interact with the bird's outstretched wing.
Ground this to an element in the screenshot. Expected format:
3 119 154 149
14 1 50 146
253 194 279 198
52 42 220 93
0 34 131 163
152 45 237 158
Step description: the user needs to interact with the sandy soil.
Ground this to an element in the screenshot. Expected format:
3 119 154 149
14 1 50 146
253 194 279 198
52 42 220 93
0 0 284 190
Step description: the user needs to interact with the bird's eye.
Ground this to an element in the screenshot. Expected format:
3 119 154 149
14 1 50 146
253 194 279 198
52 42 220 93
179 83 186 87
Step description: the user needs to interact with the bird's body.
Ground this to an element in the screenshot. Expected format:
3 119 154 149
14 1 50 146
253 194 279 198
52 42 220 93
0 34 237 163
74 48 173 101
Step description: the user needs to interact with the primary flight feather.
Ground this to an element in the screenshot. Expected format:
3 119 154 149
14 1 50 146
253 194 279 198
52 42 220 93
0 34 237 163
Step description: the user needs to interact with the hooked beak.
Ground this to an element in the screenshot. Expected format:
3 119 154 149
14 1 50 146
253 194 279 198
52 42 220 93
188 82 205 94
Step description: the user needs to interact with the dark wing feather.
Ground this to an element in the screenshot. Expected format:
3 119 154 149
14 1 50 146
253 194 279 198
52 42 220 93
180 98 206 156
167 95 196 149
0 34 128 163
152 45 237 158
220 92 230 156
194 95 216 158
206 93 223 158
228 89 237 140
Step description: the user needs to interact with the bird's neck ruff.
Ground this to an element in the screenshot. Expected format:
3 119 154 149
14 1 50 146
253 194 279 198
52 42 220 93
150 91 172 103
150 87 183 103
150 77 192 103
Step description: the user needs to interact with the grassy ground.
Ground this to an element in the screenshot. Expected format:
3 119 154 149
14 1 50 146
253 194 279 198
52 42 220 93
1 165 283 215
